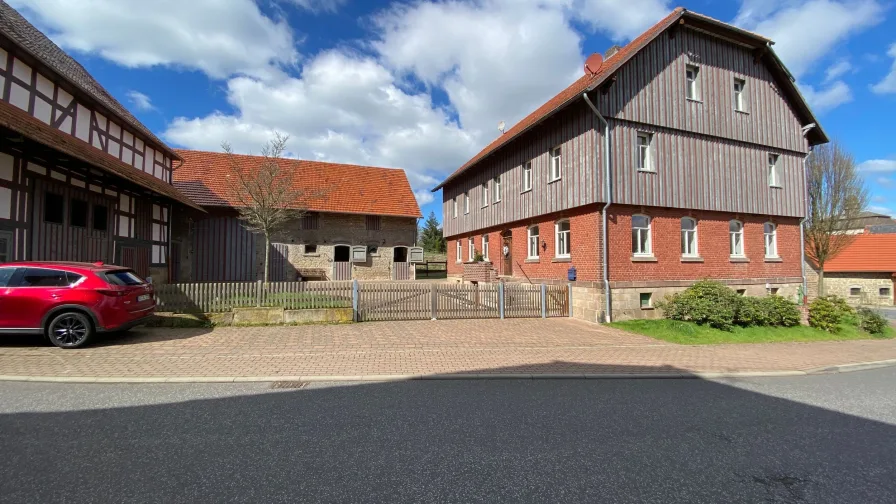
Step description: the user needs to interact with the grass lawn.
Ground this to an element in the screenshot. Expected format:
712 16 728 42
609 319 895 345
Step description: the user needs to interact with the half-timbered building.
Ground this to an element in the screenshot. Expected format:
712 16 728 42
0 2 201 280
434 8 829 321
171 150 422 282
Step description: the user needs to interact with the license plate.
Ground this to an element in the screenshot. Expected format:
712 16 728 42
137 294 150 302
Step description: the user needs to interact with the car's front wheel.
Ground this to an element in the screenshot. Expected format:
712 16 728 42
46 312 93 349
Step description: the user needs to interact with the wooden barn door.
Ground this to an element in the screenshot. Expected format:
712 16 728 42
392 246 410 280
332 245 352 280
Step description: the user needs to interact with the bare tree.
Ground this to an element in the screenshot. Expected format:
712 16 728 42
222 133 312 283
805 141 868 296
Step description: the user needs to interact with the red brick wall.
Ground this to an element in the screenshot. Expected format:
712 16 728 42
447 205 602 281
607 205 801 282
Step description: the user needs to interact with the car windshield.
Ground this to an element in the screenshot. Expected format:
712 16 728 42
104 270 146 286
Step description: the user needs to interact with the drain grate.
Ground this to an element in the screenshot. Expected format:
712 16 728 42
270 381 308 389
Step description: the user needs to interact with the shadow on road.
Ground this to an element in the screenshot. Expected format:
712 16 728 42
0 363 893 503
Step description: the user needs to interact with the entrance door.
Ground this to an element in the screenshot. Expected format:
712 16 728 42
392 246 410 280
332 245 352 280
502 232 512 276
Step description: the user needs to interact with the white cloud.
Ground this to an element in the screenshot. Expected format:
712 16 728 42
372 0 586 138
286 0 346 13
878 177 894 186
800 80 853 112
9 0 298 79
163 50 475 205
867 205 895 217
871 43 896 94
574 0 672 42
125 90 154 111
734 0 883 79
858 159 896 172
824 60 852 82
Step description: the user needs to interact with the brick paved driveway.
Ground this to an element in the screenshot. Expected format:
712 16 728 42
1 319 896 379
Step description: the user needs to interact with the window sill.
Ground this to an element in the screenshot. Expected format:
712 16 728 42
681 256 704 263
686 98 703 104
521 188 532 194
303 253 320 257
769 185 783 189
735 109 750 115
640 306 655 311
492 200 501 205
552 257 571 263
729 256 750 263
631 255 657 262
525 258 540 263
548 177 562 184
764 257 783 263
637 169 657 174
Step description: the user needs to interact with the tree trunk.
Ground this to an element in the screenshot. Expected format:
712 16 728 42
264 233 271 285
817 267 825 297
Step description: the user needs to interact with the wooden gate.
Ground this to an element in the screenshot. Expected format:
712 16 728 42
392 262 411 280
332 261 352 280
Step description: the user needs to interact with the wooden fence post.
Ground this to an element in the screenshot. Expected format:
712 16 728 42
430 283 437 320
352 279 359 322
256 280 262 307
499 282 505 319
541 283 547 318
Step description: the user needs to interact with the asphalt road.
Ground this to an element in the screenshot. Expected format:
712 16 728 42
1 370 896 503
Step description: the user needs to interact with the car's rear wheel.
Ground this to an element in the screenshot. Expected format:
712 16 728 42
46 312 93 349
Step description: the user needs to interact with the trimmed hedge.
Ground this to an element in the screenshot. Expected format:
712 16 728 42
808 295 854 333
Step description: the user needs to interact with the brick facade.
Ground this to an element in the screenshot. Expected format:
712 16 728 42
607 205 802 282
447 205 602 282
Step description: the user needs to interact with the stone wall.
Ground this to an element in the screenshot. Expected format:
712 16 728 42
570 282 605 323
609 278 802 321
805 263 894 306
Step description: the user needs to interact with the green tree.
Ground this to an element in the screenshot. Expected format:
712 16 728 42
419 211 446 253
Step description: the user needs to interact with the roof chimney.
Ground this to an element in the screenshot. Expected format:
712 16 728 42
605 45 622 58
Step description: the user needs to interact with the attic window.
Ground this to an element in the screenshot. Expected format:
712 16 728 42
686 65 700 100
302 213 319 230
366 215 381 231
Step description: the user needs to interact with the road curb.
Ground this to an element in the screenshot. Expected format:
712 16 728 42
0 362 893 384
805 358 896 375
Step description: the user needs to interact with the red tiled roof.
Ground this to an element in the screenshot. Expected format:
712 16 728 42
822 234 896 273
0 99 203 210
433 7 827 192
172 150 422 218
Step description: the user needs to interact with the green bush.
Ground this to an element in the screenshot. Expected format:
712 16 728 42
734 296 768 327
762 295 802 327
857 307 889 335
659 280 740 331
808 296 853 333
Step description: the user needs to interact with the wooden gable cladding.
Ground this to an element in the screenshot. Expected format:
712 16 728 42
442 101 600 238
0 42 173 185
598 26 809 155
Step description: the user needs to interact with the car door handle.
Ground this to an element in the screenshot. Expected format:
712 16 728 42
50 294 60 299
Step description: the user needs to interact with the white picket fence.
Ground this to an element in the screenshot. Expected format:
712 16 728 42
155 280 570 321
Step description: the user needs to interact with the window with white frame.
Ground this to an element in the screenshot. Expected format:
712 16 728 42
764 222 778 258
527 226 540 259
550 147 562 181
768 154 781 187
681 217 698 257
482 234 489 260
493 176 501 202
555 220 571 258
452 198 457 218
734 78 746 111
456 240 462 262
464 191 470 214
632 215 652 256
468 237 475 261
637 132 654 171
481 182 489 207
686 64 700 100
522 162 532 192
729 220 744 257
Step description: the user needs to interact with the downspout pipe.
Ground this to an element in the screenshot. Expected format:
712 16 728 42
800 123 817 304
583 92 612 322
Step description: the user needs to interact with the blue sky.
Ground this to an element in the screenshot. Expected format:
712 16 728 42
9 0 896 222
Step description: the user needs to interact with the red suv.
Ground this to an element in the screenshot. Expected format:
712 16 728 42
0 262 155 348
